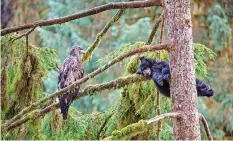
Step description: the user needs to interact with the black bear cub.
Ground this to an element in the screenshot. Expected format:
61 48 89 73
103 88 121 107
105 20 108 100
136 56 214 97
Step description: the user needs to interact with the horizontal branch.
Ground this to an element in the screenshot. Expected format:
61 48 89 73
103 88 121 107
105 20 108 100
4 74 149 131
3 43 170 128
146 112 180 124
199 114 213 141
1 0 162 35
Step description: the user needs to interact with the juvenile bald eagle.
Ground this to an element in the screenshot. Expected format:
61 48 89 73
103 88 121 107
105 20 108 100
58 46 85 120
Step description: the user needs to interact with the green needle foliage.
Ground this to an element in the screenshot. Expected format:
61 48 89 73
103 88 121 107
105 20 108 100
207 4 232 51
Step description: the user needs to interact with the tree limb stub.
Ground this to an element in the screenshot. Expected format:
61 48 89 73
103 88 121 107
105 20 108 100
3 43 170 128
5 75 149 131
1 0 162 36
146 112 180 124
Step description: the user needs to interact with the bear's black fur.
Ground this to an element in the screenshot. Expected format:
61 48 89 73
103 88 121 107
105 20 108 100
136 56 214 97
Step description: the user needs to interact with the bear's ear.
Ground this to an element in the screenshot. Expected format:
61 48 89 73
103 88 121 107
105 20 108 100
140 56 146 61
155 59 161 63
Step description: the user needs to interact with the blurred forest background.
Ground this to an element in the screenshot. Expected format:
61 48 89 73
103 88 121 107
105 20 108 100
1 0 233 140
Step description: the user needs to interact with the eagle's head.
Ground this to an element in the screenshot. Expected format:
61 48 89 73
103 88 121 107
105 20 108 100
70 46 85 57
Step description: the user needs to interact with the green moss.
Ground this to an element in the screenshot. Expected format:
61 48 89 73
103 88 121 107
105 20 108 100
1 34 59 140
111 120 148 140
40 102 117 140
1 34 214 140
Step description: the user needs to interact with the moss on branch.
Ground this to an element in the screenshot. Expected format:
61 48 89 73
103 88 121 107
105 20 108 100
146 14 162 45
4 43 169 128
110 120 148 140
103 112 179 140
82 9 124 63
3 75 149 131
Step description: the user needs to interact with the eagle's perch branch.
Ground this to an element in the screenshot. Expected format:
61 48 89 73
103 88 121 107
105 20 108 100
1 0 162 36
103 112 180 140
4 75 149 131
82 9 124 63
199 114 213 140
3 43 170 128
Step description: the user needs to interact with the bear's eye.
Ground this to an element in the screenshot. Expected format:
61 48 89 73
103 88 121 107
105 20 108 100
142 67 146 70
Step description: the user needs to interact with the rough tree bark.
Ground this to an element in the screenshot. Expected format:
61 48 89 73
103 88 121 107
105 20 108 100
165 0 201 140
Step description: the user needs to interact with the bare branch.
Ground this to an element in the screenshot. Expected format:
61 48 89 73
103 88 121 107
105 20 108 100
82 9 124 63
11 26 37 42
146 112 180 124
3 43 170 128
199 114 213 141
1 0 162 36
4 75 149 131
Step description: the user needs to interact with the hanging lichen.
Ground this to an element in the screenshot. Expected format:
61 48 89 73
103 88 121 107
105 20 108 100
1 34 59 140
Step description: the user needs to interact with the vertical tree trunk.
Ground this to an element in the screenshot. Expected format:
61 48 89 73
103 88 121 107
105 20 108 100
165 0 201 140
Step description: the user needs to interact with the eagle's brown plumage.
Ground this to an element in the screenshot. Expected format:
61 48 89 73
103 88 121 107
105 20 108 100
58 46 84 120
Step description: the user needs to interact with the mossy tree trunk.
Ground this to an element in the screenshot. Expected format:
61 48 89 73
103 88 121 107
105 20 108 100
165 0 201 140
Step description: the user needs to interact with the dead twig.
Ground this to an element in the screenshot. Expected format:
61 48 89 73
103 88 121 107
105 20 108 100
146 112 180 124
199 114 213 141
11 26 37 42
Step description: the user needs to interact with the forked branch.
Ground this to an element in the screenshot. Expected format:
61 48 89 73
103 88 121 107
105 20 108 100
11 26 37 42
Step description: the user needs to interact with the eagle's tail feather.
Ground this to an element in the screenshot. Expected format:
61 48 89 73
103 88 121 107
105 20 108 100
59 101 69 120
58 87 81 120
62 109 68 120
